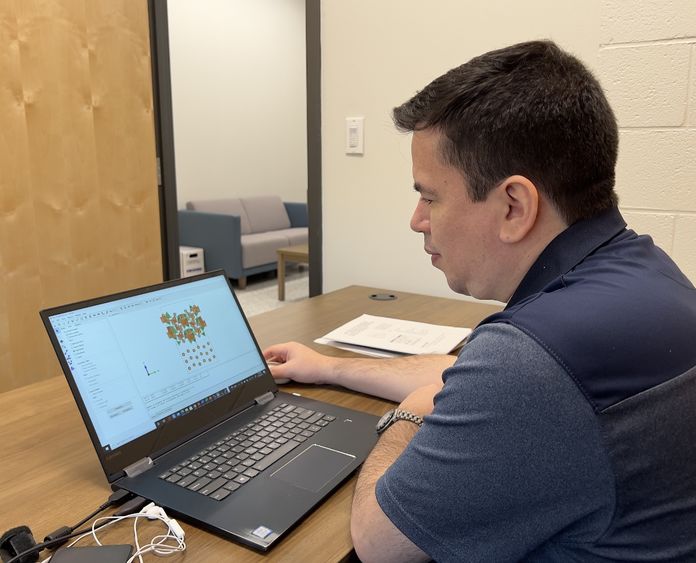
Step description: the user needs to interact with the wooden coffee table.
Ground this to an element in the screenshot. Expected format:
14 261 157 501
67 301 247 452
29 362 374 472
276 243 309 300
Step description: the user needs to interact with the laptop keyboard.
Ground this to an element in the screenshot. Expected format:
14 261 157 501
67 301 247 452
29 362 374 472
158 403 336 501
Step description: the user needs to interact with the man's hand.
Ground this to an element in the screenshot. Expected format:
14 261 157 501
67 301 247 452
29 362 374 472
263 341 338 385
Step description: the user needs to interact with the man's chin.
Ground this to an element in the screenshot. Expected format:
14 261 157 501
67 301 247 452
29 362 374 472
433 262 474 297
443 275 471 297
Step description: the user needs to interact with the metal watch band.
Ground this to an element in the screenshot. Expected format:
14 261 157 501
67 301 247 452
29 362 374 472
393 409 424 427
377 408 425 434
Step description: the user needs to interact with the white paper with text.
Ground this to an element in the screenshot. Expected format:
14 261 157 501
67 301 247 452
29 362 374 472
316 314 471 356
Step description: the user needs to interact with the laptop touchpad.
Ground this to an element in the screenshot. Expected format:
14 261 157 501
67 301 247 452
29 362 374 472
270 444 355 492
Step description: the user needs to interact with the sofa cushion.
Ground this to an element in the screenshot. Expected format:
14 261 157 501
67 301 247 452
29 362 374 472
275 227 309 247
241 232 290 269
187 198 252 234
241 196 291 234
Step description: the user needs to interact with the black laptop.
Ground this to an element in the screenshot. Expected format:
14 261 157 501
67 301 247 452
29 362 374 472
40 270 379 551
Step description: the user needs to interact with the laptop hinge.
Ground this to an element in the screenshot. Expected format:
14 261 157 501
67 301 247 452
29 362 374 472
124 457 154 478
255 391 275 405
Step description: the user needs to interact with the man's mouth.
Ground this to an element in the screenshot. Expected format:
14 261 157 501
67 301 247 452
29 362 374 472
425 248 441 264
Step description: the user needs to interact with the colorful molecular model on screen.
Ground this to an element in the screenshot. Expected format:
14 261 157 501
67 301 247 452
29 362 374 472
161 305 216 371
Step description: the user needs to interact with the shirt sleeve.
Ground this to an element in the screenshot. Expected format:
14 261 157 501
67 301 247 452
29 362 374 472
375 323 615 562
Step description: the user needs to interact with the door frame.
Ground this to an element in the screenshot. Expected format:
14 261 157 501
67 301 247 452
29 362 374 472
147 0 323 296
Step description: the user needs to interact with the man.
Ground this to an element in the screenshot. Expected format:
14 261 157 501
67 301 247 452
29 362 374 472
264 40 696 561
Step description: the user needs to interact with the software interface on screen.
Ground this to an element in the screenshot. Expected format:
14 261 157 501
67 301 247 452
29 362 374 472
48 276 266 451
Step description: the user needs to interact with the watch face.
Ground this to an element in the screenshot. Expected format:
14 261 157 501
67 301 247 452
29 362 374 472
376 409 395 433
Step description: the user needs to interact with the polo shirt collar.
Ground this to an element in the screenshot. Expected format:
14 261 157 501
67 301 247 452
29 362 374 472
507 207 627 308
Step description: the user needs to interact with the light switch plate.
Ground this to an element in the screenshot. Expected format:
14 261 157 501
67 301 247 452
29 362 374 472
345 117 364 154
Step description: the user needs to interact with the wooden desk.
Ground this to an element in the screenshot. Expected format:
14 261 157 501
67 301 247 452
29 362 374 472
0 286 500 561
276 244 309 301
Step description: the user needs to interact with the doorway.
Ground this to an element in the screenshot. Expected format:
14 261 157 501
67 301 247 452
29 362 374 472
148 0 322 296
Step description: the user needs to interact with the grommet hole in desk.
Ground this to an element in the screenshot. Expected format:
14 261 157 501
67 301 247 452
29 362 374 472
369 294 397 301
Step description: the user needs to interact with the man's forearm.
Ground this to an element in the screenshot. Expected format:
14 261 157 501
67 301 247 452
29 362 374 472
331 354 455 402
351 420 428 562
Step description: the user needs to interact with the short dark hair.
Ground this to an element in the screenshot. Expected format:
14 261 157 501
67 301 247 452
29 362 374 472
393 40 618 224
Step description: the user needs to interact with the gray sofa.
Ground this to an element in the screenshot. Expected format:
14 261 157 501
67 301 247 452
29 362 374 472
178 195 308 288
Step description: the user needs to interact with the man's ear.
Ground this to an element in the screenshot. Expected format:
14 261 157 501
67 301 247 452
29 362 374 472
496 175 539 243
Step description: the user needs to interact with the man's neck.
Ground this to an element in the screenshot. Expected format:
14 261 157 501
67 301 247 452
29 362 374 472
498 205 568 303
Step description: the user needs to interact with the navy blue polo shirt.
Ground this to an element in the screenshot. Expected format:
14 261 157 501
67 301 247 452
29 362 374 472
376 208 696 562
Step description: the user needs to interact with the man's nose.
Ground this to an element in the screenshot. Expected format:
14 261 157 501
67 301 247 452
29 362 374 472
410 202 430 233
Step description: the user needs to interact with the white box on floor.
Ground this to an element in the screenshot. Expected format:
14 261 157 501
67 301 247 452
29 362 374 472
179 246 205 278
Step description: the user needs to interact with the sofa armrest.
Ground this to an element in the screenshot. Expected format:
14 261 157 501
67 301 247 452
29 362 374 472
284 201 308 228
178 210 244 279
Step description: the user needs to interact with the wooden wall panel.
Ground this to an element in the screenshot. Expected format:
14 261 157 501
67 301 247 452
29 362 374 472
0 0 162 392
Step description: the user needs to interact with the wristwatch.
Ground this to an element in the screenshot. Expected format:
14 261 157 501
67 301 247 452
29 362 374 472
376 409 424 434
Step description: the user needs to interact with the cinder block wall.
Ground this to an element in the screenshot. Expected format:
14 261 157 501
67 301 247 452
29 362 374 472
598 0 696 281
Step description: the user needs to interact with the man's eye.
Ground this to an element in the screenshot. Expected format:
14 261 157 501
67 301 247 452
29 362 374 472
421 197 433 205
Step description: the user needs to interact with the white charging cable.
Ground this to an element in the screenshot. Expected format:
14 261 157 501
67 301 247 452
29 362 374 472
129 503 185 562
42 502 186 562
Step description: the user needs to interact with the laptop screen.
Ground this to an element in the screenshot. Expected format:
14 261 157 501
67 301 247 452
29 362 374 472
42 272 273 478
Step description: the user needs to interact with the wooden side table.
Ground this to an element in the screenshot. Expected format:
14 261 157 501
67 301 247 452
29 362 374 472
276 243 309 300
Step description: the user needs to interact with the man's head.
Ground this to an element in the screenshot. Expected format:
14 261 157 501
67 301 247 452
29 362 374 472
394 40 619 226
397 40 619 301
